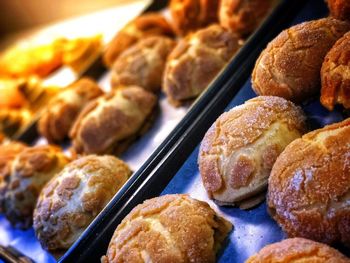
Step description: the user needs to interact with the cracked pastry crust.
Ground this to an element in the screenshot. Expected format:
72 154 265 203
101 194 232 263
327 0 350 21
33 155 131 251
321 32 350 110
169 0 219 36
267 118 350 248
111 36 175 93
163 24 241 105
103 13 174 67
70 86 157 155
252 18 350 103
219 0 272 38
38 78 103 143
198 96 306 209
246 238 350 263
0 145 69 229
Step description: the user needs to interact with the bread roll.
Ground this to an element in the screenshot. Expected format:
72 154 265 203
199 96 306 209
268 118 350 248
246 238 350 263
327 0 350 21
101 194 231 263
38 78 103 143
321 32 350 110
252 18 350 102
163 24 241 105
1 145 69 229
70 86 157 155
111 36 175 93
33 155 131 251
103 13 174 67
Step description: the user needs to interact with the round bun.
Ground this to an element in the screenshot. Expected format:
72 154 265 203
163 24 241 105
327 0 350 21
268 118 350 248
33 155 131 251
321 32 350 110
111 36 175 93
1 145 69 229
199 96 306 209
101 194 232 263
219 0 272 37
246 238 350 263
252 17 350 102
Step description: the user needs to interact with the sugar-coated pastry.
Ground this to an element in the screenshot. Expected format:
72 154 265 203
252 18 350 102
327 0 350 21
246 238 350 263
0 145 69 229
70 86 157 155
103 13 174 67
38 78 103 143
268 118 350 248
170 0 219 36
111 36 175 93
321 32 350 110
163 24 241 105
199 96 306 209
219 0 272 37
101 194 232 263
33 155 131 251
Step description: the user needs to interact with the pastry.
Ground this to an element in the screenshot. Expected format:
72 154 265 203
111 36 175 93
70 86 157 155
169 0 219 36
38 78 103 143
327 0 350 21
252 18 350 102
33 155 131 251
1 145 69 229
321 32 350 110
103 13 174 67
163 24 241 105
268 118 350 248
198 96 306 209
0 108 32 137
246 238 350 263
101 194 232 263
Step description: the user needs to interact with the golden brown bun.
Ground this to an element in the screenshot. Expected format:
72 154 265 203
246 238 350 263
33 155 131 251
327 0 350 21
38 78 103 143
199 96 306 208
101 194 232 263
268 118 350 248
163 24 241 105
1 145 69 229
219 0 272 37
170 0 219 36
111 36 175 93
321 32 350 110
103 13 174 67
252 18 350 103
70 86 157 155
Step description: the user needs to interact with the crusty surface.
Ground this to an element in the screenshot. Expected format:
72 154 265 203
321 32 350 110
199 96 306 208
103 13 174 67
38 78 103 143
328 0 350 21
219 0 272 37
268 118 350 248
252 17 350 103
33 155 131 251
163 24 241 105
70 86 157 154
101 194 232 263
246 238 350 263
111 36 175 93
1 145 69 229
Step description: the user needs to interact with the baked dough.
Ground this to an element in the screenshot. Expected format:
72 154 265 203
199 96 306 209
268 118 350 248
101 194 232 263
327 0 350 21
